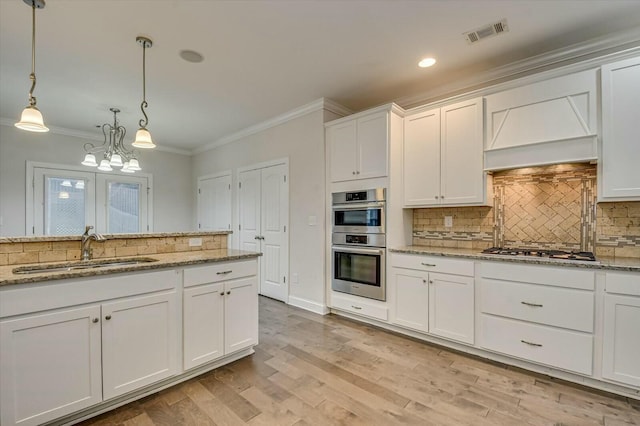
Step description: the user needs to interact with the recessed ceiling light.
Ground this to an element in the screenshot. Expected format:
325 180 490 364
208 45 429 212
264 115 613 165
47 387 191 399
179 50 204 63
418 57 437 68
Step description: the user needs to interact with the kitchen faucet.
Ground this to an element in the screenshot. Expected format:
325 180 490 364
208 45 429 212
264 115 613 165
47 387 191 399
81 226 106 261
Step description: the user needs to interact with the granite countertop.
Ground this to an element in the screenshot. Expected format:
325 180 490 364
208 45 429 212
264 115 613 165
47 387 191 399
0 230 232 244
0 249 261 287
390 246 640 272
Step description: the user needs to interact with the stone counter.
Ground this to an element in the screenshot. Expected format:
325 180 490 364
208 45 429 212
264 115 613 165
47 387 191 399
390 246 640 272
0 249 260 286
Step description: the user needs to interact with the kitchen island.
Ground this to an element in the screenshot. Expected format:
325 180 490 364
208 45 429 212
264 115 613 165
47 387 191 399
0 232 261 426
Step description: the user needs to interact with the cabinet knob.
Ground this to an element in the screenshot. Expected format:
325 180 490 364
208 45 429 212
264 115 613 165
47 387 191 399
352 171 356 175
435 195 439 199
429 280 433 284
220 292 225 296
226 291 231 295
105 315 112 320
422 279 426 284
92 318 99 323
356 171 360 175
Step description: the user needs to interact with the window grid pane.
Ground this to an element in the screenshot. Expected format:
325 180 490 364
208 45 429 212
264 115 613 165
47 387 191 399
108 182 140 233
46 178 86 235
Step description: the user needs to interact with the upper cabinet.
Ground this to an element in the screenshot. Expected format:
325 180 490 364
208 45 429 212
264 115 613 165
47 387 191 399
403 97 490 207
484 69 598 171
599 56 640 201
327 109 391 182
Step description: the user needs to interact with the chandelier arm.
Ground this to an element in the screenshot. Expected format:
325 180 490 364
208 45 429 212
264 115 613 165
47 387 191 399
139 100 149 129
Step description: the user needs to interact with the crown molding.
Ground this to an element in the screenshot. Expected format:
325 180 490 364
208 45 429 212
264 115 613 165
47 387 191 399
395 26 640 109
192 97 351 155
0 118 192 156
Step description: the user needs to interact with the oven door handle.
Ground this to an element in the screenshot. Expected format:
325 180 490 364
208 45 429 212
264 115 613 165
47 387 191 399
332 246 384 255
332 202 385 210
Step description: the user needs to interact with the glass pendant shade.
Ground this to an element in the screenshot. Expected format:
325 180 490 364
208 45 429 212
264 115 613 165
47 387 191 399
121 162 135 173
82 153 98 167
15 106 49 132
132 128 155 148
97 159 113 171
127 158 142 171
109 154 123 167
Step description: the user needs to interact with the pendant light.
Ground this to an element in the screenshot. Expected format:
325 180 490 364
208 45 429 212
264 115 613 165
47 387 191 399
15 0 49 132
132 36 156 149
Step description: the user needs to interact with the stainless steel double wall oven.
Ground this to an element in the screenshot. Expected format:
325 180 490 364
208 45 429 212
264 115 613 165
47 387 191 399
331 188 386 301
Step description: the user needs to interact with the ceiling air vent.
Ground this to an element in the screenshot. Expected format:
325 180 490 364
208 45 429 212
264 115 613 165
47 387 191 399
464 19 509 44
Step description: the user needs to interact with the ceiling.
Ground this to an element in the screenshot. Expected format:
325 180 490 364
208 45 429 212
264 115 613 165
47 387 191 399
1 0 640 153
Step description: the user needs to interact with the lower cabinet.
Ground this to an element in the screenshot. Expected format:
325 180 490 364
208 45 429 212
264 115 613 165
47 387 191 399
102 291 178 400
390 253 475 344
183 260 258 370
0 305 102 426
602 271 640 387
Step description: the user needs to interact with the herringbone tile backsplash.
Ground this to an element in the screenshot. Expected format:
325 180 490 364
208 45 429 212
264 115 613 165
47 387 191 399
413 163 640 258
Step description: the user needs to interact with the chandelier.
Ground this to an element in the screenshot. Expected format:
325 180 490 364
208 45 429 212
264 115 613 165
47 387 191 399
81 108 141 173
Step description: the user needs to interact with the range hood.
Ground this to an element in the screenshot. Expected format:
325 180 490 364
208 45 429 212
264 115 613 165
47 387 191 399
484 69 598 171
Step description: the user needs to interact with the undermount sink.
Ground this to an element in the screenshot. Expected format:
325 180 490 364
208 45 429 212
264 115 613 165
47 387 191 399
12 257 158 275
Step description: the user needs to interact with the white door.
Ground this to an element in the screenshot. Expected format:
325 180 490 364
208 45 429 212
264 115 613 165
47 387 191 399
239 169 261 253
225 276 258 354
428 272 475 344
260 164 289 302
391 268 430 333
403 109 441 206
183 283 225 370
198 174 232 231
238 163 289 303
101 291 178 400
602 294 640 387
0 305 102 426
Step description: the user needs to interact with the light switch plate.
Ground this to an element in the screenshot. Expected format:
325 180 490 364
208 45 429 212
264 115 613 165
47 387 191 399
444 216 453 227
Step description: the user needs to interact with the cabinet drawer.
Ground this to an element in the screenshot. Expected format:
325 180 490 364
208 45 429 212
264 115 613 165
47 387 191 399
391 253 473 276
481 279 594 332
331 293 388 322
480 314 593 375
480 262 595 290
183 260 257 287
606 272 640 296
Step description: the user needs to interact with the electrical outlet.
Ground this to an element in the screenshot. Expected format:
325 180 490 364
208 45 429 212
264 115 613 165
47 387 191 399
444 216 453 227
188 237 202 247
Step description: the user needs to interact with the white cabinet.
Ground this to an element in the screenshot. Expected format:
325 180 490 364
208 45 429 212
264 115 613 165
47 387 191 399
484 69 598 170
0 306 102 426
390 253 474 344
403 97 488 207
328 110 389 182
183 260 258 370
602 271 640 387
102 291 178 400
479 262 595 375
599 56 640 201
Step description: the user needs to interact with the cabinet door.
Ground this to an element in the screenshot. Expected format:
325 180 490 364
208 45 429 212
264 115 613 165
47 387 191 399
102 291 178 400
602 294 640 387
600 56 640 200
225 276 258 354
391 268 429 332
403 109 441 206
440 97 485 205
0 306 102 426
329 119 358 182
429 272 474 344
357 111 388 180
183 283 225 370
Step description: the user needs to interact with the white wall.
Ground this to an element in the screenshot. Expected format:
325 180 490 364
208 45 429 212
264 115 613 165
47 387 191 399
0 123 193 236
193 108 341 311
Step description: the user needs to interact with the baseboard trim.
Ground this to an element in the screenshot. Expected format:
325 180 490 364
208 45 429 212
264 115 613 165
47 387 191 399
288 295 329 315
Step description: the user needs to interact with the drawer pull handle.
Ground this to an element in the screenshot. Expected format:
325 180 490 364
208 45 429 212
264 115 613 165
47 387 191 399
351 305 362 310
521 301 543 308
521 339 542 347
421 263 436 267
216 270 233 275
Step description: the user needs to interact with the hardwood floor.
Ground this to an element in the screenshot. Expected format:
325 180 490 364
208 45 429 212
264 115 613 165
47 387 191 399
79 296 639 426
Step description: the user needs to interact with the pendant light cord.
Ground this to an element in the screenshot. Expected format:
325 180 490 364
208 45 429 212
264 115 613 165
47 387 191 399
28 0 37 107
138 41 149 129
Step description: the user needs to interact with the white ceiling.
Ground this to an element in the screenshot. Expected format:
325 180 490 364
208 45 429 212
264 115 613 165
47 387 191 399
1 0 640 153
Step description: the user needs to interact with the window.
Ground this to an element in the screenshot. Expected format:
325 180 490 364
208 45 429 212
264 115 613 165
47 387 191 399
28 163 152 235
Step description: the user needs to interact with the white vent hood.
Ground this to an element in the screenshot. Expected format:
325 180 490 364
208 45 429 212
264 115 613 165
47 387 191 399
484 69 598 171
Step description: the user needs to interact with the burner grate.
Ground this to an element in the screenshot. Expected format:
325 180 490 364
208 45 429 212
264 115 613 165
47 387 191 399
481 247 596 261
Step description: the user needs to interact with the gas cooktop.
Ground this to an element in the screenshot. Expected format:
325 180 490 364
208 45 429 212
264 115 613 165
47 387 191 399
481 247 597 262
